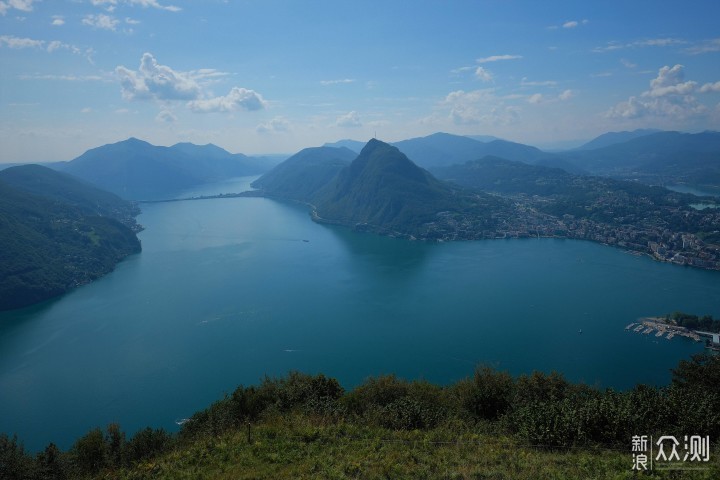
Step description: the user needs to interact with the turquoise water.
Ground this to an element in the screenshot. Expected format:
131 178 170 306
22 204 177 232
1 177 718 451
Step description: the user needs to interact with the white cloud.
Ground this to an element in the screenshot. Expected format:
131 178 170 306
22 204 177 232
336 111 361 128
686 38 720 55
475 67 493 82
116 53 265 116
476 54 523 64
528 93 543 104
81 107 92 114
5 0 35 13
257 116 291 134
551 19 588 29
699 81 720 93
443 89 520 126
594 37 687 53
320 78 355 85
82 14 120 31
188 87 266 113
155 109 176 123
0 34 44 48
559 89 574 101
521 78 557 87
19 74 106 81
116 53 201 101
607 65 714 120
92 0 180 12
125 17 140 24
620 59 636 69
51 16 65 26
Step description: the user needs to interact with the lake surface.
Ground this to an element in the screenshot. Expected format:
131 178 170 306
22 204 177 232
2 176 719 451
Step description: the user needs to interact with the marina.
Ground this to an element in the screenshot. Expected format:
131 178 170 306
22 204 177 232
625 317 706 343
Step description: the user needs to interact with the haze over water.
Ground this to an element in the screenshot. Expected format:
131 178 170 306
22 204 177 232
1 177 718 452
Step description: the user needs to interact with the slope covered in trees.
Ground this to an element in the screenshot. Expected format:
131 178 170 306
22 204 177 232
0 167 141 311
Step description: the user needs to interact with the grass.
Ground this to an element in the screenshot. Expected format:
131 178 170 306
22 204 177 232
108 413 719 480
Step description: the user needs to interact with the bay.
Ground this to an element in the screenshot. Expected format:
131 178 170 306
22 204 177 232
1 176 718 452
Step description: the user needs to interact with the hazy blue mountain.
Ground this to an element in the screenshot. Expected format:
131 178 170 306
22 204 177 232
169 142 270 178
0 164 139 226
575 129 663 151
57 138 273 200
251 146 357 201
465 134 502 143
0 176 141 311
322 139 366 153
560 131 720 184
392 132 553 168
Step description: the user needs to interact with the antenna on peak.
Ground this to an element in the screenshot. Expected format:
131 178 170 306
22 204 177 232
374 130 377 139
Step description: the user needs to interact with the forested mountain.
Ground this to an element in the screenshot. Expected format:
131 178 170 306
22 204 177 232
0 173 141 311
56 138 273 200
251 146 356 202
0 164 139 228
312 139 508 237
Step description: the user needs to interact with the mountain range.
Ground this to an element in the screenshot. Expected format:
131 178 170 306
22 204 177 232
54 138 277 200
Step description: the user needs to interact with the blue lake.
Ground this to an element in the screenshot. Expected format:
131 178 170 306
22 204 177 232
1 177 718 451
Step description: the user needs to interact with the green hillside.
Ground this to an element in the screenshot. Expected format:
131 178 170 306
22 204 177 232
3 354 719 479
0 169 141 311
313 139 507 237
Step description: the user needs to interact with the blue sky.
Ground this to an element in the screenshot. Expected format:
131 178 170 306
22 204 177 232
1 0 719 161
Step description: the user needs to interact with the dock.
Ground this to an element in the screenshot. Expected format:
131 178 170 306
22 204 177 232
625 317 704 344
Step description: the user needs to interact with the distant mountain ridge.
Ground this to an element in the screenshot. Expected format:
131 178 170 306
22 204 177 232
0 165 141 311
55 138 274 200
391 132 552 169
559 131 720 186
575 129 662 151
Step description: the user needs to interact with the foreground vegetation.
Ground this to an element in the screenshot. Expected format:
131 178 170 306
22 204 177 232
3 354 719 479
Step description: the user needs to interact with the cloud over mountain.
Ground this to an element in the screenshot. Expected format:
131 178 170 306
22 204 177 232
116 53 265 115
116 53 200 101
188 87 266 113
607 64 719 120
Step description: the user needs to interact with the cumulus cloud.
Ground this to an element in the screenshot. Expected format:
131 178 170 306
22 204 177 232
521 78 557 87
563 19 588 28
257 116 291 134
606 64 717 120
699 81 720 93
116 53 201 101
51 16 65 26
475 67 493 82
336 111 361 128
188 87 266 113
0 0 35 15
82 14 120 31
